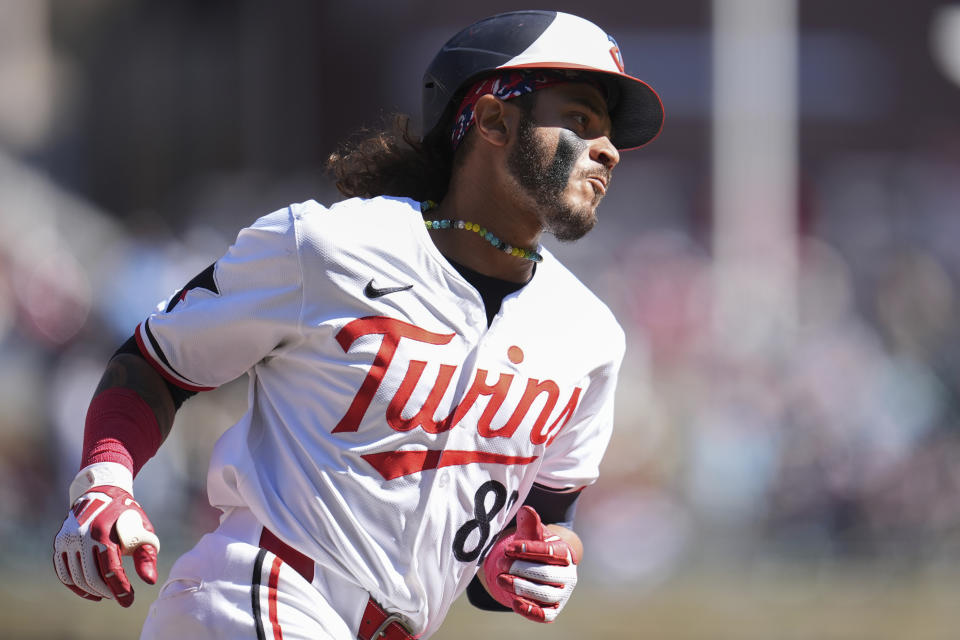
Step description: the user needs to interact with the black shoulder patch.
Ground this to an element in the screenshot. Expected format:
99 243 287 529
165 263 219 312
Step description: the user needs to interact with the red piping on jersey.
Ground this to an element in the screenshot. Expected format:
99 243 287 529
361 449 538 481
134 322 215 392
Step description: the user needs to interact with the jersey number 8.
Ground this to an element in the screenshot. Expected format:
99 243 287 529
452 480 519 563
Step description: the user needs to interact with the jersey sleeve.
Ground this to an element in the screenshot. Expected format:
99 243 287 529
534 329 625 491
135 206 304 391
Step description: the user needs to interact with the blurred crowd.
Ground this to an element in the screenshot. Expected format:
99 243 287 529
576 149 960 587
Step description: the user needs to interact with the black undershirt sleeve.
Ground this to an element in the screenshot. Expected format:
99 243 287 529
113 335 198 410
109 262 217 410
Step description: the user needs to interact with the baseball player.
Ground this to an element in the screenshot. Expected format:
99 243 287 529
53 10 663 639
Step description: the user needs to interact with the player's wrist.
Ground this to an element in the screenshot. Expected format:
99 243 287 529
82 386 163 476
68 461 134 503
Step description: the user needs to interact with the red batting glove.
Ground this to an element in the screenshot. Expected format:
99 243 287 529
53 462 160 607
482 505 578 623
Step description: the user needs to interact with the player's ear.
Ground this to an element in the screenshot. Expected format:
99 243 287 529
473 94 512 147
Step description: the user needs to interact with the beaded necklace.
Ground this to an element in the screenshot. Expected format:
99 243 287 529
420 200 543 263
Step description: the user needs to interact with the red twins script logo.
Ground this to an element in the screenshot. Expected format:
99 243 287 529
332 317 583 479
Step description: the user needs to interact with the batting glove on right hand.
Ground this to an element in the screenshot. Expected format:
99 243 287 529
483 505 579 623
53 462 160 607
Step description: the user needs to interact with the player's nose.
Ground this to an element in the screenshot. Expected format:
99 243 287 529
590 136 620 171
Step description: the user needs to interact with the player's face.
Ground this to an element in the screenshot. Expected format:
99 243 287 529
506 83 619 242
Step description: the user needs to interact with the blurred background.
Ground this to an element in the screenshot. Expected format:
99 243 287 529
2 0 960 638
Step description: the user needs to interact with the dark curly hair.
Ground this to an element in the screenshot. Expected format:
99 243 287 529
326 112 456 203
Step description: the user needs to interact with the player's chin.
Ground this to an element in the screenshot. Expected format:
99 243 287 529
546 207 597 243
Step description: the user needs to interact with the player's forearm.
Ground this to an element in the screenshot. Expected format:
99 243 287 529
78 353 176 477
94 353 177 442
56 353 168 607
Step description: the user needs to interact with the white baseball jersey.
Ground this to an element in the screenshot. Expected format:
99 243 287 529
135 196 625 637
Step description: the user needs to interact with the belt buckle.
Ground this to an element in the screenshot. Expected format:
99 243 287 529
370 612 412 640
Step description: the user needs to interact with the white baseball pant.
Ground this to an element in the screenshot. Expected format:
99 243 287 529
140 507 414 640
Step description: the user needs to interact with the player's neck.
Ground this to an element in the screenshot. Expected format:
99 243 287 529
427 174 541 283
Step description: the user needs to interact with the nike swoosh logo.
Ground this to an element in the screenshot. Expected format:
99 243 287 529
364 279 413 299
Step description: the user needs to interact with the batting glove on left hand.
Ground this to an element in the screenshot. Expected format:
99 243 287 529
483 505 578 623
53 462 159 607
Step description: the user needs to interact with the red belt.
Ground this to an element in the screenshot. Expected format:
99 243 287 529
356 599 416 640
258 528 415 640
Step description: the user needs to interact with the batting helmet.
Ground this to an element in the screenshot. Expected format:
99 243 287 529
421 10 664 151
